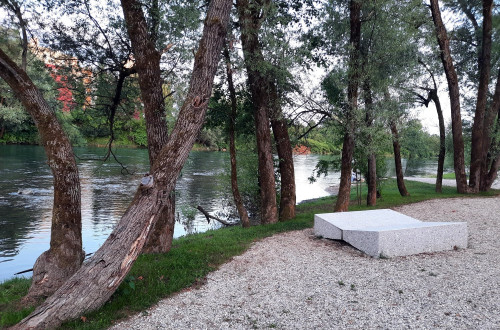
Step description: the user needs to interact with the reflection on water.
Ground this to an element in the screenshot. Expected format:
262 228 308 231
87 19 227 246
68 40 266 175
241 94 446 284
2 146 476 282
0 145 335 281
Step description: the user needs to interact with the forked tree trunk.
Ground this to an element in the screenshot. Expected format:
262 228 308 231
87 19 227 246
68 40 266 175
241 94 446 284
237 0 278 224
0 48 84 303
429 0 470 194
390 120 410 197
335 0 361 212
121 0 175 253
13 1 231 328
469 0 493 192
223 44 250 228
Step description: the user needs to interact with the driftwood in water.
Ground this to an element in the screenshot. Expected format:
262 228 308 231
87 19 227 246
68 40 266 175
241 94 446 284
196 205 237 226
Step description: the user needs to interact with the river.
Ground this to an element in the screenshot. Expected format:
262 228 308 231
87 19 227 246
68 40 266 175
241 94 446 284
1 145 342 282
3 144 480 281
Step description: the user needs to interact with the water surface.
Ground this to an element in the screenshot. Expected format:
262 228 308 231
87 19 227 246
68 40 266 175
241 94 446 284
0 145 336 281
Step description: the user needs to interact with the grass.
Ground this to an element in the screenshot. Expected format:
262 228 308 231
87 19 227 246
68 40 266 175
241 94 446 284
0 178 498 329
425 172 456 180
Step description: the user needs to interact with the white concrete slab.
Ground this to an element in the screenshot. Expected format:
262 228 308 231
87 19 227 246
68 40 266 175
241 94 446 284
314 209 468 258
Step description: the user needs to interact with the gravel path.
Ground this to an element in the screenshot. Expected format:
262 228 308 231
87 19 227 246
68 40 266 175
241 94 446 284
405 176 500 189
112 196 500 329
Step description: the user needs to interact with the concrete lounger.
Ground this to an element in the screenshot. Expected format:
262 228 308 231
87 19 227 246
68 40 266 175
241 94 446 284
314 209 467 258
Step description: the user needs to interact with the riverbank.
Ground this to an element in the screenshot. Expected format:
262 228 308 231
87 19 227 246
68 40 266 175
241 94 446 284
113 195 500 329
1 179 498 328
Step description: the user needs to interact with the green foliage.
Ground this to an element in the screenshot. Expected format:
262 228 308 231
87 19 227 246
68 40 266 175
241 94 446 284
399 119 439 159
122 117 148 147
302 138 338 154
0 27 62 145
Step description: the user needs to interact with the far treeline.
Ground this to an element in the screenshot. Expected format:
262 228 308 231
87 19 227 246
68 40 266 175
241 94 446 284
0 0 499 328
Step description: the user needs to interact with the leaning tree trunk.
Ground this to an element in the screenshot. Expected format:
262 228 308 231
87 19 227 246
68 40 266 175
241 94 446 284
121 0 175 253
0 48 84 304
237 0 278 224
390 120 410 197
469 0 493 192
335 0 361 212
13 1 231 328
429 0 469 193
429 89 446 193
223 44 250 228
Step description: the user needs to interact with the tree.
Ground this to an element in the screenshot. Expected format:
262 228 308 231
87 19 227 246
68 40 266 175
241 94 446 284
223 43 250 227
414 59 446 193
13 0 232 328
121 0 175 254
429 0 470 193
236 0 279 224
389 114 410 197
363 80 377 205
0 48 85 303
36 0 201 252
335 0 361 212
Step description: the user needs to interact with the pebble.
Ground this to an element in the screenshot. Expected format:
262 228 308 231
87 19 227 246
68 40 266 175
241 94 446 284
112 196 500 329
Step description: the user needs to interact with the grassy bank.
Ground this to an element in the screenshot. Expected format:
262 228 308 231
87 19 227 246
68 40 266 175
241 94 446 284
1 179 498 329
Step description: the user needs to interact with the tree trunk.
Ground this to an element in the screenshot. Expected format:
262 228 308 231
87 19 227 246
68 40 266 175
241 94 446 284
335 0 362 212
0 48 84 303
390 120 410 197
428 89 446 193
480 68 500 191
142 191 176 253
237 0 278 224
13 1 231 328
363 80 376 206
270 116 296 221
121 0 175 253
429 0 469 193
469 0 493 191
223 44 250 228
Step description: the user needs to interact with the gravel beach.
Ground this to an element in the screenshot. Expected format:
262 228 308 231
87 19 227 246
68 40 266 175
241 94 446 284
113 196 500 329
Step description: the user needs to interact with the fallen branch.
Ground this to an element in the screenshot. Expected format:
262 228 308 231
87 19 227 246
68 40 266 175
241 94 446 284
196 205 237 226
14 253 94 275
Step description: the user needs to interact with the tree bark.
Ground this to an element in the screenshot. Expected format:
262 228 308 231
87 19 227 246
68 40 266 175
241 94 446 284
270 115 296 221
417 59 446 193
223 44 250 228
427 89 446 193
0 48 84 302
13 1 231 328
363 80 376 206
335 0 361 212
121 0 175 253
237 0 278 224
390 120 410 197
480 68 500 190
469 0 493 191
429 0 469 193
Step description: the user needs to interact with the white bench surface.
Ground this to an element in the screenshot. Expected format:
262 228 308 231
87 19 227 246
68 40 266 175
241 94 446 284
314 209 467 257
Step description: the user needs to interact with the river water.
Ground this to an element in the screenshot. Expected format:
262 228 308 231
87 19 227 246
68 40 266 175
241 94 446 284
3 144 479 282
0 145 342 281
